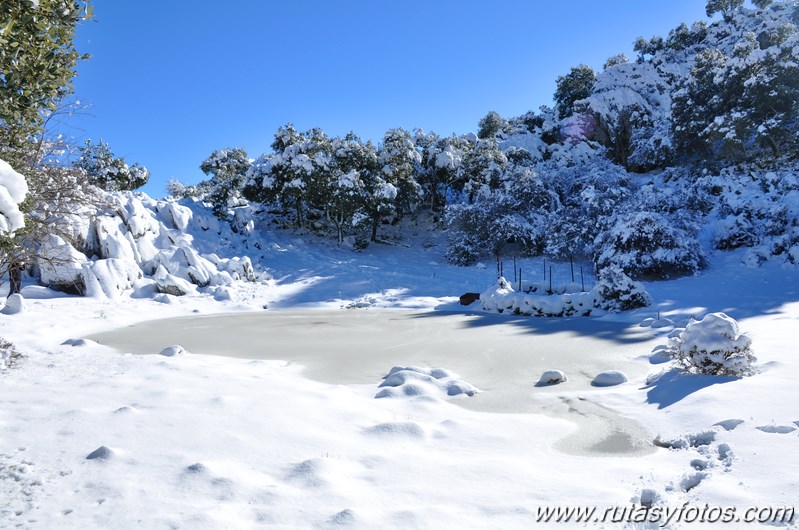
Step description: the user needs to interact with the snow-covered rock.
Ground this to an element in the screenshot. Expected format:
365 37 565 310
1 294 25 315
538 369 568 385
82 258 142 298
592 370 629 387
0 158 28 235
159 345 189 357
666 312 756 376
152 265 194 297
37 234 88 294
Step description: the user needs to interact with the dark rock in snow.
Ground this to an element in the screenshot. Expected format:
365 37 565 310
459 292 480 306
86 446 113 460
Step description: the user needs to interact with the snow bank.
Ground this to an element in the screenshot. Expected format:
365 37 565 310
665 312 757 376
480 269 651 317
0 158 28 235
376 366 479 399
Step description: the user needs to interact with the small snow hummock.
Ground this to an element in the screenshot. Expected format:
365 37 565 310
592 370 629 387
159 345 189 357
665 312 756 376
1 293 25 315
376 366 478 399
537 369 568 386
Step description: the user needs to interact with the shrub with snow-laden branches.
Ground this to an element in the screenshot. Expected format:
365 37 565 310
666 312 757 376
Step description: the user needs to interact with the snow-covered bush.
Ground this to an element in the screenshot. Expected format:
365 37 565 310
0 158 28 235
595 211 705 280
0 338 22 370
666 312 757 376
593 266 653 311
480 271 651 317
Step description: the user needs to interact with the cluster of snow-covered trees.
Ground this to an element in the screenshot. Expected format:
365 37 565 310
177 0 796 281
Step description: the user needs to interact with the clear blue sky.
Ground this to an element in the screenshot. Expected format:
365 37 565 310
68 1 713 198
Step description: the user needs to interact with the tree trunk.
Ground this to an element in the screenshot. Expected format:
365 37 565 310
371 215 379 242
8 261 23 296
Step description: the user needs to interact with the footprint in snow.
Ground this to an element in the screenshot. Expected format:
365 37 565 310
713 419 744 431
756 424 797 434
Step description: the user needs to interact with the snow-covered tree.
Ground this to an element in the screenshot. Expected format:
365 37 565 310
74 139 149 192
554 64 596 119
199 148 251 218
706 0 744 21
417 131 472 211
477 111 509 139
378 128 422 219
327 133 378 243
458 138 506 203
245 124 332 227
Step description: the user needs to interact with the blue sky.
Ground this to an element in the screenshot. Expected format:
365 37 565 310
68 1 712 197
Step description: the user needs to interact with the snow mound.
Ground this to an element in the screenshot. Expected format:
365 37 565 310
363 421 426 438
376 366 478 399
653 431 716 450
1 293 24 315
0 158 28 235
537 369 568 386
592 370 629 387
159 345 189 357
665 313 756 376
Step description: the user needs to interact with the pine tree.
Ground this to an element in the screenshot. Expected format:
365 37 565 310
378 128 422 220
554 65 596 119
199 148 251 218
705 0 744 21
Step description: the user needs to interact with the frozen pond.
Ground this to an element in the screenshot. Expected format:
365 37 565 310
90 309 658 457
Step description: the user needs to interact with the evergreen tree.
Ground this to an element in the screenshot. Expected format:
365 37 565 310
74 139 149 192
477 111 508 139
705 0 744 21
554 65 596 119
378 128 422 219
457 138 506 203
199 148 251 218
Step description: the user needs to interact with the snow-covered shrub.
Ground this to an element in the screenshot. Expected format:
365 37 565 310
595 211 705 279
480 272 652 317
0 338 22 370
0 158 28 235
666 313 757 376
713 215 757 250
593 266 653 311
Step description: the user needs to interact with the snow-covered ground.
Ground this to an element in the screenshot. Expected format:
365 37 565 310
1 222 798 528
